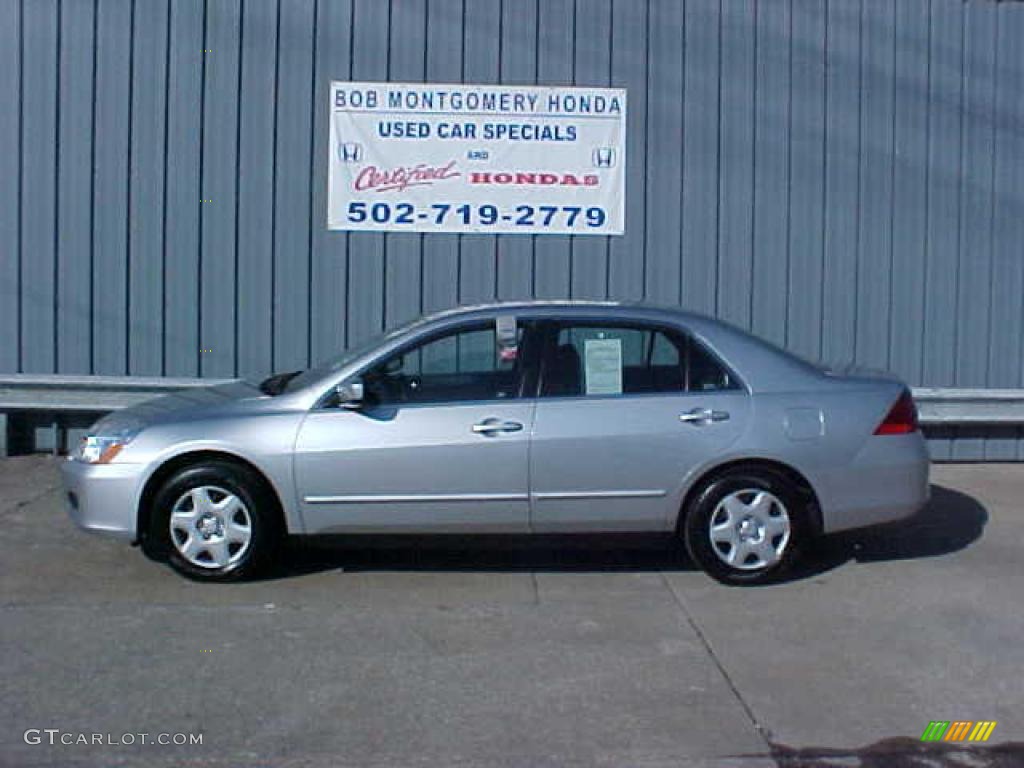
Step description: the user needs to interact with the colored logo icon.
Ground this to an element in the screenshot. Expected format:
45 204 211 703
592 147 615 168
921 721 997 742
339 142 363 163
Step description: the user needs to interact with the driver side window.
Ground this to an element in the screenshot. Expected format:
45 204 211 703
362 322 523 406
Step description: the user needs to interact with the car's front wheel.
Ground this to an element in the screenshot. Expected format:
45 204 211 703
682 468 808 585
146 461 282 581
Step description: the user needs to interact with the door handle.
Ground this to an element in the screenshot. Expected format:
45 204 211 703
679 408 730 425
472 419 524 434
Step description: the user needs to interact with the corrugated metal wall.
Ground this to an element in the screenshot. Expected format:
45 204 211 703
1 0 1023 459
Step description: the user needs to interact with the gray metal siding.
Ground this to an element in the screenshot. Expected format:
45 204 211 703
2 0 1023 458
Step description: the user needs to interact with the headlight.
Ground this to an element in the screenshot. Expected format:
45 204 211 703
72 423 143 464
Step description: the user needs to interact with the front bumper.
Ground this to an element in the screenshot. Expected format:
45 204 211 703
59 458 145 540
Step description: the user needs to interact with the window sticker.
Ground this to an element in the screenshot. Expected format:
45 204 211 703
584 338 623 395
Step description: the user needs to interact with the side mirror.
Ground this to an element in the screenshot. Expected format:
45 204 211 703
383 355 404 375
334 380 364 409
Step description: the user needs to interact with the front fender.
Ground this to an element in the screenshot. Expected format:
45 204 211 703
128 416 305 536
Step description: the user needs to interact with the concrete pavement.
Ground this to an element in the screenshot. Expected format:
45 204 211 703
1 456 1022 767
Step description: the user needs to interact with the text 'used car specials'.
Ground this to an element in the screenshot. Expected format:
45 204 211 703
327 82 626 235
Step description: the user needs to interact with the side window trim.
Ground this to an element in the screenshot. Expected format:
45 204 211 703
683 333 691 393
532 321 555 399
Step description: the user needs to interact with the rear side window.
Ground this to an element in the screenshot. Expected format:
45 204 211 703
540 323 739 397
687 338 738 392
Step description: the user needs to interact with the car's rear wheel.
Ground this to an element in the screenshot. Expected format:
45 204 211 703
147 461 281 581
682 469 807 585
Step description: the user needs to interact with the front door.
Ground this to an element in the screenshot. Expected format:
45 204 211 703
528 321 750 532
294 318 536 533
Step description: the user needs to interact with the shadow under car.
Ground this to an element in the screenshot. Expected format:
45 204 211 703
258 483 987 583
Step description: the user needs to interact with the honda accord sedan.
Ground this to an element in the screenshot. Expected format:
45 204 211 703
61 302 929 584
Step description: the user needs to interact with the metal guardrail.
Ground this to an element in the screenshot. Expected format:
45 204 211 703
0 375 234 456
0 374 234 412
912 388 1024 426
0 375 1022 455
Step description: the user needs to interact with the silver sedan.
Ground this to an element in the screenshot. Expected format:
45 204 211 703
61 302 929 585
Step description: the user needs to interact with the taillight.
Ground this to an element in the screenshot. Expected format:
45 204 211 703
874 389 918 435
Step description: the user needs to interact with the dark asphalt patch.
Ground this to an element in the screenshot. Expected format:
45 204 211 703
770 738 1024 767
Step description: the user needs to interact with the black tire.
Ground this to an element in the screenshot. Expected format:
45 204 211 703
145 461 282 581
682 469 808 586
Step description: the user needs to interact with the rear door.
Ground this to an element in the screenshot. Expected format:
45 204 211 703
528 320 750 532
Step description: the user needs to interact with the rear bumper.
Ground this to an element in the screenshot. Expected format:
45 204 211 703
59 458 143 540
818 432 931 534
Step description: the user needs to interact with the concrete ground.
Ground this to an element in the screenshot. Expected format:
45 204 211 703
1 456 1022 768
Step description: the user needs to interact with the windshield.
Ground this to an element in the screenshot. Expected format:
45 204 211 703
279 317 426 394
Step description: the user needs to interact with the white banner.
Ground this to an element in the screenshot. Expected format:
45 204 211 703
327 82 626 235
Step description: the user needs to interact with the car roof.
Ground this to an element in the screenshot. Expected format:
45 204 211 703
417 300 712 326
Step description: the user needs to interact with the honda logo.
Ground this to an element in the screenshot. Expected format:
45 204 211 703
339 142 363 163
592 147 615 168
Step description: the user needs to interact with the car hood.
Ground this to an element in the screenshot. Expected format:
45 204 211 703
90 380 264 434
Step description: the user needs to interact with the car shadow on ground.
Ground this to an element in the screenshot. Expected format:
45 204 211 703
786 483 988 583
268 483 987 582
